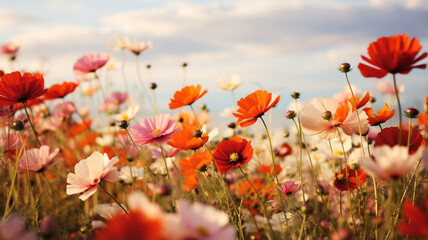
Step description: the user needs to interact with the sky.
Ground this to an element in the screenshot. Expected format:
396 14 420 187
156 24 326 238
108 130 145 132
1 0 427 131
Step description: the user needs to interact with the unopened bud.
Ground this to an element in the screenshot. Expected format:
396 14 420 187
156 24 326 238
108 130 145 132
339 62 351 73
149 82 157 90
285 110 296 119
181 62 188 68
193 129 203 138
118 120 129 129
228 122 236 129
146 64 151 69
370 96 376 104
12 120 24 131
322 111 332 120
404 107 419 118
291 91 301 99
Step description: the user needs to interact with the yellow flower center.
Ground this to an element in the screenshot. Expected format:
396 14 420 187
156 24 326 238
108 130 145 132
229 152 239 162
196 226 210 236
121 114 129 121
227 82 233 89
334 150 344 155
152 129 161 134
336 173 344 181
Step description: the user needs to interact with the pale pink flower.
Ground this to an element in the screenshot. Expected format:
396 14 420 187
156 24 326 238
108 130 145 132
73 53 111 76
333 85 361 104
1 41 20 56
359 145 423 180
374 79 404 95
300 98 368 139
0 215 37 240
66 152 119 201
277 181 301 196
129 114 178 146
164 201 235 240
152 145 180 159
19 145 60 173
99 91 129 113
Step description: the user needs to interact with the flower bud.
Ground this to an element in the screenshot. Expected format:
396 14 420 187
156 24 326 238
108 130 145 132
12 120 25 131
322 111 332 120
156 184 171 196
404 107 419 118
283 131 290 138
192 129 203 138
338 62 351 73
149 82 157 90
370 96 376 104
228 122 236 129
291 91 301 99
118 120 129 129
146 64 151 69
181 62 188 68
200 103 207 110
285 110 296 119
301 203 313 215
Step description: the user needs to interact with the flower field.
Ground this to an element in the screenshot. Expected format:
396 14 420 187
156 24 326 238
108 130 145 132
0 33 427 239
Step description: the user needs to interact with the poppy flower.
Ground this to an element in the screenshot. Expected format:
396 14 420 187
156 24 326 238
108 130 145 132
0 71 46 106
397 198 428 238
44 81 79 100
233 90 280 127
300 98 369 140
374 127 425 154
363 103 395 126
333 165 367 191
213 136 253 174
73 53 111 76
359 145 423 180
129 114 178 146
179 151 212 192
358 33 427 78
167 126 208 151
169 85 208 109
66 151 119 201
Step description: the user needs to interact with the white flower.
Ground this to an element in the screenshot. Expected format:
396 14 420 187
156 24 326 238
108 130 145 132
216 74 241 91
92 204 123 228
110 104 140 122
119 166 144 183
359 145 423 180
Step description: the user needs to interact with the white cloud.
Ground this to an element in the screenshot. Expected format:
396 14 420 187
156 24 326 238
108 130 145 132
0 8 34 32
48 0 84 10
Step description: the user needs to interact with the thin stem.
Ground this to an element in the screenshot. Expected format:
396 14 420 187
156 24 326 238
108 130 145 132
189 104 202 128
392 73 402 144
298 214 306 240
22 102 41 147
238 166 275 238
407 119 412 153
3 144 24 219
344 72 366 157
99 181 128 215
19 132 32 195
260 117 280 186
135 55 156 115
94 72 107 102
292 118 306 202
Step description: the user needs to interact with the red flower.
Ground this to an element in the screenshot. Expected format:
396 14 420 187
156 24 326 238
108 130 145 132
168 85 208 109
334 166 367 191
95 211 168 240
44 81 79 100
0 71 46 106
233 90 280 127
374 127 425 154
363 103 395 126
274 142 292 158
73 53 110 76
358 33 427 78
213 136 253 174
397 198 428 238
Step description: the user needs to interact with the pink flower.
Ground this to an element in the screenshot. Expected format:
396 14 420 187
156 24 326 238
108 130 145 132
300 98 368 139
0 215 37 240
66 152 119 201
19 145 60 173
129 114 178 146
152 146 180 159
99 91 128 113
277 181 301 196
374 79 404 95
1 41 20 55
73 53 111 76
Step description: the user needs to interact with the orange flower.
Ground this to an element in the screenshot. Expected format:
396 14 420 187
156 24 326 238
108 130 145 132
44 81 78 100
179 151 212 191
167 126 208 151
334 166 367 191
347 92 371 111
363 103 395 126
238 178 274 199
257 164 282 175
213 136 253 174
0 71 46 105
169 85 207 109
358 33 427 78
233 90 280 127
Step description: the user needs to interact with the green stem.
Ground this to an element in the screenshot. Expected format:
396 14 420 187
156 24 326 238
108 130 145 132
407 119 412 153
392 74 402 144
189 104 202 128
3 144 24 219
298 214 306 240
22 102 41 147
136 55 156 115
99 181 128 215
292 119 306 202
260 117 280 186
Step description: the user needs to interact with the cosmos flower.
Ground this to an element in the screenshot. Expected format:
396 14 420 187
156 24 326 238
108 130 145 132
19 145 60 173
358 33 427 78
374 127 425 154
274 142 292 158
216 74 241 91
129 114 178 146
169 85 208 110
397 198 428 238
333 166 367 191
213 136 253 174
363 103 395 126
233 90 280 127
44 81 78 100
1 41 20 56
179 151 212 191
124 39 152 55
300 98 368 140
73 53 111 76
359 145 423 180
167 126 209 151
0 71 46 106
277 181 301 196
119 166 144 184
66 152 119 201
